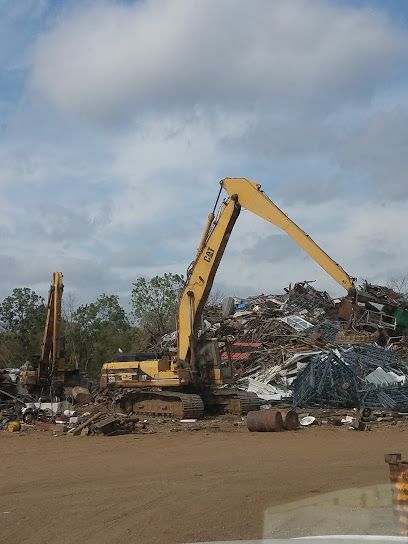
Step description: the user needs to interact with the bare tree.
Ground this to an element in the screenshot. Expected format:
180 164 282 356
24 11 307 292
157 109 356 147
62 293 80 368
63 292 77 322
387 276 408 298
207 287 227 307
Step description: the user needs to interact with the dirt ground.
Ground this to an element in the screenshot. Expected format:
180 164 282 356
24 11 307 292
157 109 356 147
1 422 407 544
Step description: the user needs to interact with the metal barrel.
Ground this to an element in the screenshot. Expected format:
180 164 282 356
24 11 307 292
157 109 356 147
385 453 408 536
247 409 283 432
281 409 299 430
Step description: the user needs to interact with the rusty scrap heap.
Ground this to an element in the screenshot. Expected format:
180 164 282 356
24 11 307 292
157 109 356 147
200 281 408 410
0 369 25 414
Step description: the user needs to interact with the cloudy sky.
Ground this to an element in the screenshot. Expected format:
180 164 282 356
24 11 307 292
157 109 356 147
1 0 408 307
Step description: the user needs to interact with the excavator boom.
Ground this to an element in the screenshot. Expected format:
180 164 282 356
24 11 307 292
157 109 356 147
177 178 355 364
178 196 241 367
39 271 64 383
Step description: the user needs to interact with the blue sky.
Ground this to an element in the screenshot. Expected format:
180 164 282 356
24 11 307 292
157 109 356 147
1 0 408 307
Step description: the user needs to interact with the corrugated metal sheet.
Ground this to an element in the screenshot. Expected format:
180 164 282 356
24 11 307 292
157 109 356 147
221 342 262 362
278 314 313 331
365 367 398 386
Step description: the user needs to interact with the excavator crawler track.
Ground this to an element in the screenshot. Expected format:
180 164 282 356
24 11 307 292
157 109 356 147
203 389 261 415
235 391 263 414
117 390 204 419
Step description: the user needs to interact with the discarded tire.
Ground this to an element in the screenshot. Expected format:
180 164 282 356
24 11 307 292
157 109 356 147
281 409 299 430
247 409 283 432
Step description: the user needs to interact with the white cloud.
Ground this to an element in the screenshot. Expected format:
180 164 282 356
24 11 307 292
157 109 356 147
30 0 408 122
0 140 75 186
1 0 408 305
336 107 408 199
103 111 247 232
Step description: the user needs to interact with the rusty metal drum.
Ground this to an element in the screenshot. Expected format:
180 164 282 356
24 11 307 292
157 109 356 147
280 409 299 430
247 409 283 432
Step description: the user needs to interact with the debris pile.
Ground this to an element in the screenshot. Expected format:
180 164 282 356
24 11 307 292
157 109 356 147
200 280 408 409
0 388 149 436
0 368 27 415
293 351 359 408
67 411 142 436
293 344 408 410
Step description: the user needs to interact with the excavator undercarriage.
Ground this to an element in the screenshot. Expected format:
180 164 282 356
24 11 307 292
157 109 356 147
117 391 204 419
116 389 261 419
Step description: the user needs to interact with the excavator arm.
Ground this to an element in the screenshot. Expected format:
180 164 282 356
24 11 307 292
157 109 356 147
221 178 354 291
177 178 355 365
39 271 64 384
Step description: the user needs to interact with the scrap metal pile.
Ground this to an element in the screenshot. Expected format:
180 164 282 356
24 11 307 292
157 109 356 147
0 368 27 415
201 281 408 410
0 387 146 436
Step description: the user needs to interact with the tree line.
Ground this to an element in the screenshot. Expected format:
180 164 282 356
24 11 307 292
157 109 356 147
0 273 184 376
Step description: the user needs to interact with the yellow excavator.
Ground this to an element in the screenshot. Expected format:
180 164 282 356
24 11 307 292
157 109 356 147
101 178 356 418
20 272 81 397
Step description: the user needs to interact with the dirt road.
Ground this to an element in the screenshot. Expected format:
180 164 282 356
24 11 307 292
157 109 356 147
1 425 406 543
